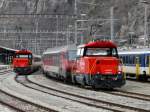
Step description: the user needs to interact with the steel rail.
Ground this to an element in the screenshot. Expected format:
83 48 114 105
0 89 58 112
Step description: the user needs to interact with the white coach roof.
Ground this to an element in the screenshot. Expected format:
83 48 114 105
118 48 150 55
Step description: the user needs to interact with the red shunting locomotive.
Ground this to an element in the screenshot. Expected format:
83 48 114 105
12 49 41 74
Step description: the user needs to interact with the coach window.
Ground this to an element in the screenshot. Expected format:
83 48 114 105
122 56 124 64
68 50 77 60
126 56 128 64
56 54 59 66
128 56 131 65
130 55 134 65
124 56 126 64
139 55 142 65
131 56 134 64
119 56 122 61
128 55 131 64
146 56 149 65
132 55 135 64
129 55 133 65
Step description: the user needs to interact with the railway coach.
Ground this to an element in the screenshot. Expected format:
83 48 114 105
12 49 41 74
41 45 77 81
119 49 150 81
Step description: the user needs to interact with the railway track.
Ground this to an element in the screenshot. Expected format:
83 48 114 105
0 72 57 112
48 74 150 102
0 69 12 75
0 90 57 112
0 89 57 112
127 77 150 84
0 66 12 75
108 89 150 102
32 73 150 102
15 75 150 112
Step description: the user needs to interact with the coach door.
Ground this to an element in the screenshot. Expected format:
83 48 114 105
135 57 140 79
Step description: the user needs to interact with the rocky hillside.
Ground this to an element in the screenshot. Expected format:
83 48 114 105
0 0 74 14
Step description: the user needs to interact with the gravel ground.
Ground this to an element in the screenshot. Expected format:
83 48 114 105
119 80 150 95
0 103 15 112
28 74 150 110
0 73 109 112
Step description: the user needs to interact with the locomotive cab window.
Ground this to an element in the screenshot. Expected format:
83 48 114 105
85 47 118 57
77 48 84 57
16 54 32 59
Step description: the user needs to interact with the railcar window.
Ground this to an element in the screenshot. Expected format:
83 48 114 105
139 55 142 65
129 56 131 64
34 57 41 62
125 56 126 64
146 56 149 65
132 56 134 64
68 50 77 60
63 53 67 59
56 53 60 66
123 56 125 64
133 56 135 64
125 56 128 64
129 55 134 64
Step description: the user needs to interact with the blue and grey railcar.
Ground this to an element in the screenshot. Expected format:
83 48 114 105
119 49 150 80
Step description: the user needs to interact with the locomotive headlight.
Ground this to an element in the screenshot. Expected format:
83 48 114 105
118 65 122 74
118 71 122 74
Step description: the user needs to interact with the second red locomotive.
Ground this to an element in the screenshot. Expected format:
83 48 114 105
12 49 41 74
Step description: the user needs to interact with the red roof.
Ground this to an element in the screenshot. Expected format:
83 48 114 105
79 41 117 48
16 50 32 54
